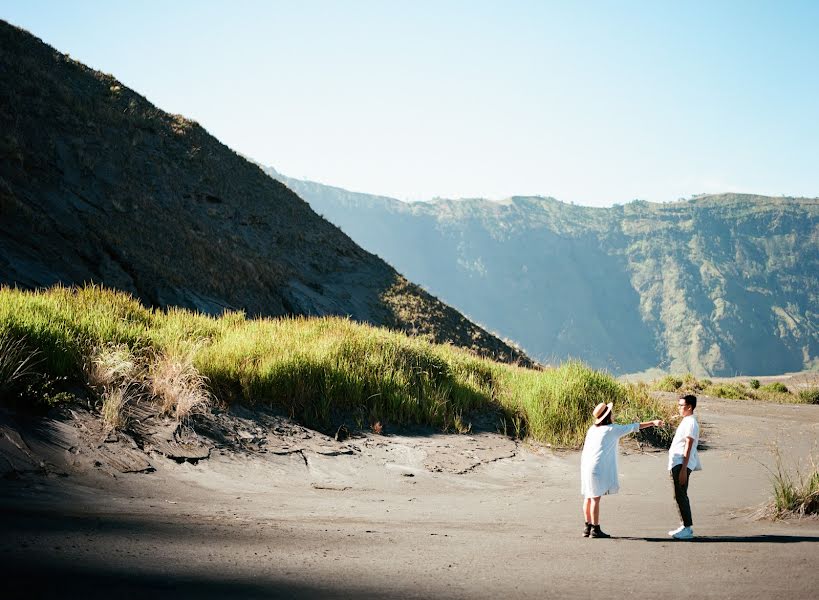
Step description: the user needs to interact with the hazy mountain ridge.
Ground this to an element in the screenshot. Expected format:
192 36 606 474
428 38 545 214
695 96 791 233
0 20 529 366
269 169 819 376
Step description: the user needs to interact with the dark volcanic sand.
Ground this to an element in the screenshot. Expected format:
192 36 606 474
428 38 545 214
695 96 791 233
1 397 817 599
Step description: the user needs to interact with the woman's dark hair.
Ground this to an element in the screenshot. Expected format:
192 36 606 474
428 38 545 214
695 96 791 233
596 413 612 426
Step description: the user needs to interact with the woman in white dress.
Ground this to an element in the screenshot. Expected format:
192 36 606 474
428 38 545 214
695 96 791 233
581 402 663 538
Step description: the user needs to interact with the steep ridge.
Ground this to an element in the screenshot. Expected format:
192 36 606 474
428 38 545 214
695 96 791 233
0 21 528 366
269 169 819 377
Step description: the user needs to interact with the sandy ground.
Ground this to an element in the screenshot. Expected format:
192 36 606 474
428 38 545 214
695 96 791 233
1 396 818 600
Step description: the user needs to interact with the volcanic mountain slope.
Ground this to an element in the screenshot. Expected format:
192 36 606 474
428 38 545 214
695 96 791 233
268 166 819 377
0 20 528 366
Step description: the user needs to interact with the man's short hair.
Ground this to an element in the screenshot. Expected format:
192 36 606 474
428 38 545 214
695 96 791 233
680 394 697 410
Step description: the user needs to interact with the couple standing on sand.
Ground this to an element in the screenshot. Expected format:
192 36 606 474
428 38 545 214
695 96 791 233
580 394 701 539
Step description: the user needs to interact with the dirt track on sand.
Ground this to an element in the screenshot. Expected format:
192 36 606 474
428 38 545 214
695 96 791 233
1 397 818 599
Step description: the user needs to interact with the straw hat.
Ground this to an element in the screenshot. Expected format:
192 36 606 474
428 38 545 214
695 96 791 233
593 402 613 425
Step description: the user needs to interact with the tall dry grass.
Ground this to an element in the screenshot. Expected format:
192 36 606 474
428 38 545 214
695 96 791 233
85 344 144 430
100 383 141 430
85 343 139 389
0 333 42 402
148 348 212 422
763 446 819 519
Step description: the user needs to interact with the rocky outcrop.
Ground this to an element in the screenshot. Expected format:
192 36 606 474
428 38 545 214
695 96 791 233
271 167 819 376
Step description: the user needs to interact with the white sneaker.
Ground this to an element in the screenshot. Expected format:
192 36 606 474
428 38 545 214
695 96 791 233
668 525 685 536
672 526 694 539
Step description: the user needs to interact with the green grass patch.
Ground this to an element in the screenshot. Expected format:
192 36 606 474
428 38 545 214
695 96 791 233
649 371 819 405
752 387 794 404
0 285 673 447
703 382 750 400
692 379 810 404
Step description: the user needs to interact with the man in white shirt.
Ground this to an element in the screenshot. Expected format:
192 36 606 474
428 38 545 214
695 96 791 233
668 394 701 539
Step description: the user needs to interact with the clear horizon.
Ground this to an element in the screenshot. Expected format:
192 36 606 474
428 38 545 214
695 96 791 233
3 0 818 207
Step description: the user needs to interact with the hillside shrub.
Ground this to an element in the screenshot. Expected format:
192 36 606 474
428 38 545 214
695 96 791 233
654 375 683 392
620 382 675 446
797 388 819 404
749 378 761 389
761 382 789 394
681 373 708 392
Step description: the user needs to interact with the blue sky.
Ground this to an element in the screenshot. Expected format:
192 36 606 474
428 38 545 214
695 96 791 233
3 1 818 206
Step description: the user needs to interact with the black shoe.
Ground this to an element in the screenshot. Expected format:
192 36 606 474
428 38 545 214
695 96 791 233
583 522 592 537
590 525 611 538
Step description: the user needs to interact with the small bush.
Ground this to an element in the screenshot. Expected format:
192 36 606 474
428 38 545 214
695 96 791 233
749 378 761 389
761 382 789 394
622 382 675 446
797 388 819 404
654 375 683 392
681 373 708 392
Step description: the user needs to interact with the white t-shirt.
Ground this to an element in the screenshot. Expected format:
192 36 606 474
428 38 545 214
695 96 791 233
580 422 640 498
668 415 701 471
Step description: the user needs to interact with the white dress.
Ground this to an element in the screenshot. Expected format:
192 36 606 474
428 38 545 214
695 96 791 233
580 422 640 498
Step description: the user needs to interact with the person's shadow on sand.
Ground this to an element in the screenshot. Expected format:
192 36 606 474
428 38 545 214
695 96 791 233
619 535 819 544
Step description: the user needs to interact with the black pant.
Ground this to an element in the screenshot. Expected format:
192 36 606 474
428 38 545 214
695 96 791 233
671 464 693 527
